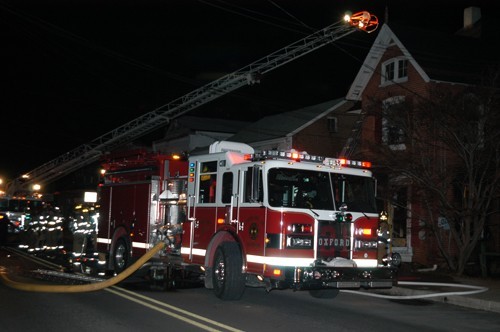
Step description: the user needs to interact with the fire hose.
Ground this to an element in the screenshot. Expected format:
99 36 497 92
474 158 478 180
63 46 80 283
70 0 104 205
0 242 165 293
341 281 488 299
0 243 489 300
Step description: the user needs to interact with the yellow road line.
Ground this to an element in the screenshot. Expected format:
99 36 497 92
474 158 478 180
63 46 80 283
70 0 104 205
106 286 244 332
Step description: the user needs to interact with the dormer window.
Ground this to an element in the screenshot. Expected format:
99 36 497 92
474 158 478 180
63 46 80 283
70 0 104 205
381 57 408 85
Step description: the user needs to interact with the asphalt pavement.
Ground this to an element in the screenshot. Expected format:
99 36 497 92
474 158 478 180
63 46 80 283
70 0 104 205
1 242 499 313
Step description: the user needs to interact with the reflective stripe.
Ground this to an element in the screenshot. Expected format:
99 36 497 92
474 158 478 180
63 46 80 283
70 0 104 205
353 259 378 268
179 247 314 267
247 255 314 267
110 242 376 268
97 238 153 250
132 242 150 249
181 247 206 256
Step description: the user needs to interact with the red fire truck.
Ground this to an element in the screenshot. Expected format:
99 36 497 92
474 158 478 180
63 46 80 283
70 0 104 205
95 141 397 300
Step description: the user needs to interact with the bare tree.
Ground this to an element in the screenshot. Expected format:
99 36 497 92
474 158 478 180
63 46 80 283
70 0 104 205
367 80 500 275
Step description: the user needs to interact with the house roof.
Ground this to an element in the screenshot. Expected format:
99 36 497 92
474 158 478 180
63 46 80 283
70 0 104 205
347 22 498 100
168 115 250 134
390 23 496 83
228 98 352 144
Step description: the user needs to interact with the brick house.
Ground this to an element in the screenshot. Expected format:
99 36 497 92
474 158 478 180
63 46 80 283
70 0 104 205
345 8 499 268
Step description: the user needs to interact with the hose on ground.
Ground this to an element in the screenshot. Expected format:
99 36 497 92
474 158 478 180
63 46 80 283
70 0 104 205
0 242 166 293
341 281 488 299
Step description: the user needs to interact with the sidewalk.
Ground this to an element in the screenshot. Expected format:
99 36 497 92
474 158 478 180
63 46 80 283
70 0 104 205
388 266 500 313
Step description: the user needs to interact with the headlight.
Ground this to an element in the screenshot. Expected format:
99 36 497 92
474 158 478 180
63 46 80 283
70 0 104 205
287 223 313 233
287 236 313 248
355 240 378 249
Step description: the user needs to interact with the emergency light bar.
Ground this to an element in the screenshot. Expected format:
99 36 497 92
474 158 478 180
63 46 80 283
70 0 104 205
256 150 324 162
253 150 371 169
324 158 372 168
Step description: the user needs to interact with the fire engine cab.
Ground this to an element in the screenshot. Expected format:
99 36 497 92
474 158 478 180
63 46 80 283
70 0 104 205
96 141 397 300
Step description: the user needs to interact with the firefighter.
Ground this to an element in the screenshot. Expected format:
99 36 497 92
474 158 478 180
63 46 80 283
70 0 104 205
43 204 64 251
377 217 391 265
24 205 46 253
69 204 97 262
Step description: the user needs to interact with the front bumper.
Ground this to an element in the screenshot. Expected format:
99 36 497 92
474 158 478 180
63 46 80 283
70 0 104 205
269 265 397 291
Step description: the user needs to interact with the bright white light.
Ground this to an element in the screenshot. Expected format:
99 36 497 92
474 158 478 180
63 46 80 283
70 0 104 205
84 191 97 203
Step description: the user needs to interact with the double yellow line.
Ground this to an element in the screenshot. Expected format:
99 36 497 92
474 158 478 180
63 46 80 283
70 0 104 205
106 286 243 332
1 243 243 331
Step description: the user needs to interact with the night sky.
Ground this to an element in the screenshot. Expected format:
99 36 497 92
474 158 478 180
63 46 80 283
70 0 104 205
0 0 497 180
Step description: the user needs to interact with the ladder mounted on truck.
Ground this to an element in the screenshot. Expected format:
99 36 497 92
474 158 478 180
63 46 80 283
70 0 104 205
6 11 378 195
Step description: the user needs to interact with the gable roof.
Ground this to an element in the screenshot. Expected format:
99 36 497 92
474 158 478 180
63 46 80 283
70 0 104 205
347 22 498 101
167 115 250 134
228 98 352 144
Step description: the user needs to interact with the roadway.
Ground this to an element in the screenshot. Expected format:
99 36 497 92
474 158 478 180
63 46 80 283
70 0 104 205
1 246 500 332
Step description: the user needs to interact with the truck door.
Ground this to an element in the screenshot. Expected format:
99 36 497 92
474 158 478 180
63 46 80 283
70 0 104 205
236 165 266 274
186 159 218 264
218 170 237 228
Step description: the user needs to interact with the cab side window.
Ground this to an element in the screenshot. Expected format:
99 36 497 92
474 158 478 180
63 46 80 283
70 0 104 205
198 161 217 203
221 172 233 204
243 167 263 203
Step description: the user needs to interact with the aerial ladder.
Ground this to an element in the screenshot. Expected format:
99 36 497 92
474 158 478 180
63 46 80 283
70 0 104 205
6 11 378 195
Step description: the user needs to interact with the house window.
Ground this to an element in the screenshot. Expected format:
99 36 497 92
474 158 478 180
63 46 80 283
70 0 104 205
391 186 409 247
384 62 395 81
462 93 486 149
327 116 338 133
382 96 406 150
381 57 408 85
398 59 408 78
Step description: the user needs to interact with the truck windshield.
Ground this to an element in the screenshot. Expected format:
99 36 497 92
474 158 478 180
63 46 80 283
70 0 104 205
267 168 376 213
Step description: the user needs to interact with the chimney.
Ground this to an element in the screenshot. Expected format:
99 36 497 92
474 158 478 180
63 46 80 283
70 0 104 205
464 7 481 28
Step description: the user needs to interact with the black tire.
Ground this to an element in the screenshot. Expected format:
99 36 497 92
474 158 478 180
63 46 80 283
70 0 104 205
212 242 245 300
113 238 129 273
391 252 402 267
309 289 340 299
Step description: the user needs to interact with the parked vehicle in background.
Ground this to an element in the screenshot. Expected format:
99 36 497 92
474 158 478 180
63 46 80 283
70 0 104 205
0 195 45 234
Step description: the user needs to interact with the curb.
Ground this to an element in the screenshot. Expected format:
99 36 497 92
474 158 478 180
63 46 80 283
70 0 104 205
388 286 500 313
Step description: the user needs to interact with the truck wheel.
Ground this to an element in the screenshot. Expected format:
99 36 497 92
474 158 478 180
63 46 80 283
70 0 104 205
213 242 245 300
391 252 402 267
113 238 129 273
309 289 340 299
